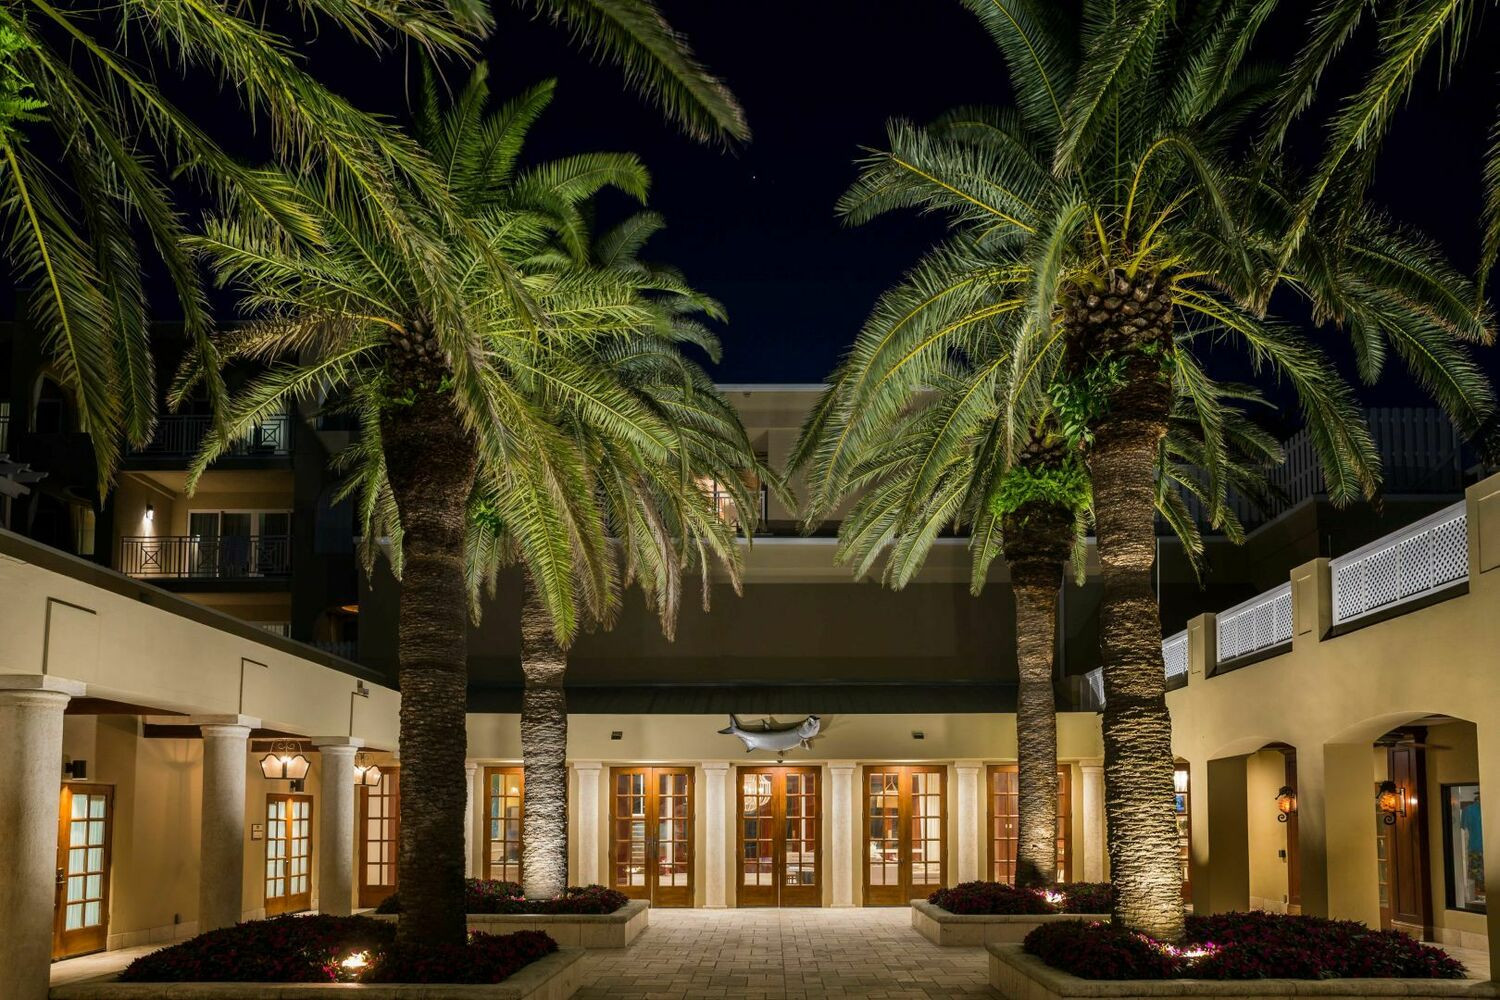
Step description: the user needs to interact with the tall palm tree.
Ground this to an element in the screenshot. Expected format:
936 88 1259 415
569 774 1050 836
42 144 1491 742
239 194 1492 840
184 65 696 945
467 209 772 899
796 0 1492 939
0 0 747 491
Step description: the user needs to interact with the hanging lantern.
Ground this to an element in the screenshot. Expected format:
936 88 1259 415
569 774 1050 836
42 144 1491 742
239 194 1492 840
353 753 382 788
260 740 311 781
1375 780 1404 824
1274 785 1297 822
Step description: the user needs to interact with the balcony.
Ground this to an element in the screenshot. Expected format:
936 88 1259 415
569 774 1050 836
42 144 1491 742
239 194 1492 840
128 413 292 465
118 534 291 583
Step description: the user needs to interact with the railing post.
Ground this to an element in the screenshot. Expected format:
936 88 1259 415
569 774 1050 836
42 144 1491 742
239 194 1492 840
1185 613 1215 682
1290 558 1331 648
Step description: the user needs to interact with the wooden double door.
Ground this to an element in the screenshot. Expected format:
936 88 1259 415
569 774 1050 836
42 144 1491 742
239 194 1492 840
265 793 313 916
53 783 113 960
864 765 946 905
609 766 694 907
738 766 821 906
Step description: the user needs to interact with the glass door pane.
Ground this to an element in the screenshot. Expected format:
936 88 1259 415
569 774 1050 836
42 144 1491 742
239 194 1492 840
655 770 693 905
739 772 776 904
484 767 524 884
220 513 252 577
780 768 820 906
359 767 399 908
608 767 693 906
909 770 945 895
188 512 219 576
865 769 903 904
266 794 312 916
988 765 1072 884
864 765 945 904
611 770 649 895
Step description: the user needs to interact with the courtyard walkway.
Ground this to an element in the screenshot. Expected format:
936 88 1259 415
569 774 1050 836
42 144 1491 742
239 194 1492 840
575 907 997 999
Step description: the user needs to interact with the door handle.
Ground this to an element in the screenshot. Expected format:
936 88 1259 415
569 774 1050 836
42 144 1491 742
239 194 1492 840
56 867 66 887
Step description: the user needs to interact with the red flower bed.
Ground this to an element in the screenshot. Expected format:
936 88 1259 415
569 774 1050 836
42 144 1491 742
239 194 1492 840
928 881 1115 915
117 915 558 984
375 878 629 915
1023 911 1468 980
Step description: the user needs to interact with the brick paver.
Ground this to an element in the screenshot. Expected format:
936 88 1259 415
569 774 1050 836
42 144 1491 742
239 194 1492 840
575 906 1000 999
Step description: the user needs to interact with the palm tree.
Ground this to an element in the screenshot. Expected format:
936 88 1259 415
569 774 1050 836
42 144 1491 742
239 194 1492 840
0 0 746 490
468 209 772 899
796 0 1493 939
184 65 701 945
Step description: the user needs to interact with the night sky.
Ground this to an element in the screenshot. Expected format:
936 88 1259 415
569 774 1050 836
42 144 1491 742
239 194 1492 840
18 3 1500 398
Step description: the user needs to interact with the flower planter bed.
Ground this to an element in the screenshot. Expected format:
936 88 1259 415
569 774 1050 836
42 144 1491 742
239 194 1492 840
51 916 581 999
989 944 1497 999
372 881 648 949
913 882 1115 947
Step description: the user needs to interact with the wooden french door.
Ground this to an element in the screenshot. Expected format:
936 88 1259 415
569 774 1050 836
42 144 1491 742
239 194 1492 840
737 766 821 906
53 783 113 959
609 766 694 907
358 767 399 908
1378 742 1432 935
483 766 524 884
863 765 945 905
987 765 1072 883
265 793 313 916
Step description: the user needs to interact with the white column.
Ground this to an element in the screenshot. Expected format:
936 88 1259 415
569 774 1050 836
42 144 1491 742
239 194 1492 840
1081 762 1106 882
956 761 983 883
829 763 857 907
312 738 360 915
198 716 257 932
464 762 478 878
573 762 601 886
702 762 730 908
0 675 84 1000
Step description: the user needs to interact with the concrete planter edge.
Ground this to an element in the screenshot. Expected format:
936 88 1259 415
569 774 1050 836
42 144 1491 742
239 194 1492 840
986 943 1500 999
910 900 1110 947
49 946 583 1000
371 899 649 948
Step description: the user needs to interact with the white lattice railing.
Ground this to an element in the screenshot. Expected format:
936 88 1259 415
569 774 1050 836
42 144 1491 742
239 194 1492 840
1330 501 1469 627
1162 631 1189 681
1084 667 1105 710
1216 582 1293 662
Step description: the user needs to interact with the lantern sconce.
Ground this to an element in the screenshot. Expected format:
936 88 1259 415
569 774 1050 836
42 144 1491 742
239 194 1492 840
1173 767 1190 794
1375 780 1405 825
1275 785 1297 823
353 753 382 788
144 503 155 524
260 740 311 783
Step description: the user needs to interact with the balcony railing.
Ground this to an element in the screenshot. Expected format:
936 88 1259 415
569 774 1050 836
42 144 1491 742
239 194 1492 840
1163 631 1189 682
119 535 291 580
311 639 358 660
1330 500 1468 627
1215 582 1293 662
131 413 291 460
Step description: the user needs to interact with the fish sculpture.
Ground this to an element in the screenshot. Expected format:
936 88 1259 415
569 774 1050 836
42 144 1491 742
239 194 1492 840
718 714 822 756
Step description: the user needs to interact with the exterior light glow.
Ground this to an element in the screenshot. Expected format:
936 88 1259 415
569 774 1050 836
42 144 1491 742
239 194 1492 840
339 951 369 979
1038 889 1065 906
1173 767 1189 794
1375 780 1404 824
353 752 382 787
259 740 310 781
1275 785 1297 822
144 503 154 523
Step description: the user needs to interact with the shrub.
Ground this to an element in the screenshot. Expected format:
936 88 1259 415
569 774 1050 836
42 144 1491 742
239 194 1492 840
927 881 1114 915
1023 911 1468 981
375 878 628 915
117 915 558 984
119 916 395 982
363 929 556 984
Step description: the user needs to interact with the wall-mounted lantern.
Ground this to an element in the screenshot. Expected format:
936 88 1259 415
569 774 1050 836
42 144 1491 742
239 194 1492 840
1375 780 1405 825
260 740 310 782
353 752 382 788
144 503 155 523
1274 785 1297 823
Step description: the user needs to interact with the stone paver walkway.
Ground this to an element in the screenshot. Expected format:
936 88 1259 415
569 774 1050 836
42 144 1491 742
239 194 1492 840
574 907 999 999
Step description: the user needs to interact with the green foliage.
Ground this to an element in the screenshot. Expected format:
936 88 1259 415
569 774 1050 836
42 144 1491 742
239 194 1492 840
0 24 43 136
988 456 1091 519
1048 359 1127 446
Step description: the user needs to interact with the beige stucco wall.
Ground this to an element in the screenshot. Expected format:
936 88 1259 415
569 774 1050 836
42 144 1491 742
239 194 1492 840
1169 473 1500 961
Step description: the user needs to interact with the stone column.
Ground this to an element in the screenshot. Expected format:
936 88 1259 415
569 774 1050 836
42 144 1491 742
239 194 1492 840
1080 762 1106 882
573 762 601 886
464 762 478 877
702 762 730 907
198 717 257 932
955 761 983 883
312 738 360 915
829 763 857 907
0 675 84 1000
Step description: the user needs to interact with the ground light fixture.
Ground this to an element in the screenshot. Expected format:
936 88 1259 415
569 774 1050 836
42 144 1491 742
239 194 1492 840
353 752 382 787
1275 785 1297 822
1376 780 1405 824
260 740 311 782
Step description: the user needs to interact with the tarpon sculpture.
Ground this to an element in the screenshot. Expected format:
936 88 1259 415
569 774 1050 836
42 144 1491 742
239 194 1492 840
718 714 822 758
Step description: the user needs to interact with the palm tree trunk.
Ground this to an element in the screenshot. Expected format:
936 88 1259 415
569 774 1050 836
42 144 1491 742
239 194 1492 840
1012 562 1060 888
1090 401 1183 941
381 390 478 948
519 574 569 899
